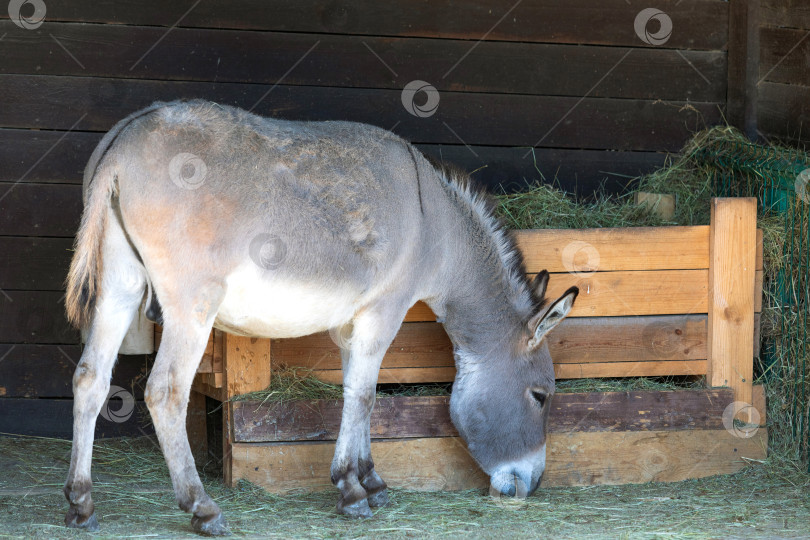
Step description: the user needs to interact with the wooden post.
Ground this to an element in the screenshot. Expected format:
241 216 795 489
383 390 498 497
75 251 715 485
707 198 757 421
221 334 272 486
727 0 760 140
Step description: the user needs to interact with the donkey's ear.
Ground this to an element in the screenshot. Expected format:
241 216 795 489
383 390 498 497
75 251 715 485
531 270 549 300
527 286 579 351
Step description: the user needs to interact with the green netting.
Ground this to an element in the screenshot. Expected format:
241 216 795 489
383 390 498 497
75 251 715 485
692 138 810 469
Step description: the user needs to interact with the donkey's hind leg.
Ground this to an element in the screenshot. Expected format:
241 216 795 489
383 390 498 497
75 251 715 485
145 286 228 536
64 256 145 530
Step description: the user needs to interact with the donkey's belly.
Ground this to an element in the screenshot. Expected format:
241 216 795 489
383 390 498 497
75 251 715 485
214 267 362 339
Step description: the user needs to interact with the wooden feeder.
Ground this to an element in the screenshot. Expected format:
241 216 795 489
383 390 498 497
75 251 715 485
176 198 766 492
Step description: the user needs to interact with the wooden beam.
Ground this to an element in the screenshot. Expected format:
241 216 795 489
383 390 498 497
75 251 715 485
230 428 767 493
727 0 760 139
708 198 757 420
222 334 272 398
233 388 767 443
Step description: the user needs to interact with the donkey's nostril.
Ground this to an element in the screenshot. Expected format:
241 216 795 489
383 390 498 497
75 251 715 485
488 471 516 498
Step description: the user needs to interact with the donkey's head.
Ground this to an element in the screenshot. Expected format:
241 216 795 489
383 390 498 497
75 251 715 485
449 271 578 498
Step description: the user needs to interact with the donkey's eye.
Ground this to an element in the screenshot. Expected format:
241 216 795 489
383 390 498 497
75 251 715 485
531 389 547 408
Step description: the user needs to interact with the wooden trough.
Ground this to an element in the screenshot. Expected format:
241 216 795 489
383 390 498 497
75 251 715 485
179 198 767 492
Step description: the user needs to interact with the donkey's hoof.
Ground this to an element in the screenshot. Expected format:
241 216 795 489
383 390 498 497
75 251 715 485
337 497 373 519
191 512 230 536
65 508 99 531
366 488 390 508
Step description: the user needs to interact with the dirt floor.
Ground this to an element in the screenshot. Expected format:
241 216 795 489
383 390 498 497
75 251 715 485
1 435 809 539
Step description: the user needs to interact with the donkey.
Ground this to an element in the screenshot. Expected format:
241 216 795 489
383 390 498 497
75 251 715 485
63 100 578 535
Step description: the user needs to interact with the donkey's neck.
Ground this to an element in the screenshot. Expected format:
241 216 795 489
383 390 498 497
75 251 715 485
423 178 533 363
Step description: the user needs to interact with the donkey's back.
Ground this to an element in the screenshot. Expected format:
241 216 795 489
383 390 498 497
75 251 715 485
69 100 433 339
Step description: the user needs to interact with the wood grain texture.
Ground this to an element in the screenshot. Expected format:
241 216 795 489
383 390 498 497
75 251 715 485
758 82 810 144
272 315 712 373
223 334 271 398
0 182 81 237
760 26 810 86
0 127 668 196
230 428 767 492
0 291 78 344
0 0 729 49
0 345 152 398
0 75 723 152
0 22 726 102
0 398 153 438
708 198 757 417
0 237 72 290
761 0 810 30
515 226 710 272
232 387 766 443
727 0 760 137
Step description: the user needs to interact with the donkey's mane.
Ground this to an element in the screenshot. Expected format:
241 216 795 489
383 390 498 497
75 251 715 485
426 157 539 315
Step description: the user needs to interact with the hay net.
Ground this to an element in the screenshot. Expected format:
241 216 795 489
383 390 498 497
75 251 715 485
692 135 810 468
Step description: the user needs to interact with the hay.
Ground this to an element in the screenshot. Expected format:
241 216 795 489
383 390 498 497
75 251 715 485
2 433 809 539
233 367 450 405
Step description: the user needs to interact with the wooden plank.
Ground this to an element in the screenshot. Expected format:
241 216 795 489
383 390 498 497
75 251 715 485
0 182 81 237
726 0 760 138
0 129 99 184
0 291 78 344
222 334 271 398
0 22 726 102
0 0 728 49
514 226 710 273
0 237 72 290
760 27 810 86
0 398 153 438
0 127 668 196
233 388 753 443
191 374 224 402
311 359 706 384
275 315 711 374
0 344 152 398
761 0 810 30
708 198 757 419
547 269 710 317
0 75 724 152
230 428 767 492
757 82 810 144
555 360 707 379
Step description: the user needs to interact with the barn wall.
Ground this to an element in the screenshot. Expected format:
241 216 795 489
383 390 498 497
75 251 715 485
0 0 737 436
759 0 810 145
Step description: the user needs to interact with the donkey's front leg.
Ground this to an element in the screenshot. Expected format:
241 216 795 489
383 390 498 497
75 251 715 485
331 311 402 518
145 305 228 536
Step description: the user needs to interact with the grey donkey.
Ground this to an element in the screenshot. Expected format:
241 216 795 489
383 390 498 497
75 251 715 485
64 100 578 535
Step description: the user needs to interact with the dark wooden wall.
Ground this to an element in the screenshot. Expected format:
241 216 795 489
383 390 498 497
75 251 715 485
759 0 810 145
0 0 776 437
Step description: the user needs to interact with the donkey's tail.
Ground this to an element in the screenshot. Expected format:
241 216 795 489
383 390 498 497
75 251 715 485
65 102 165 328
